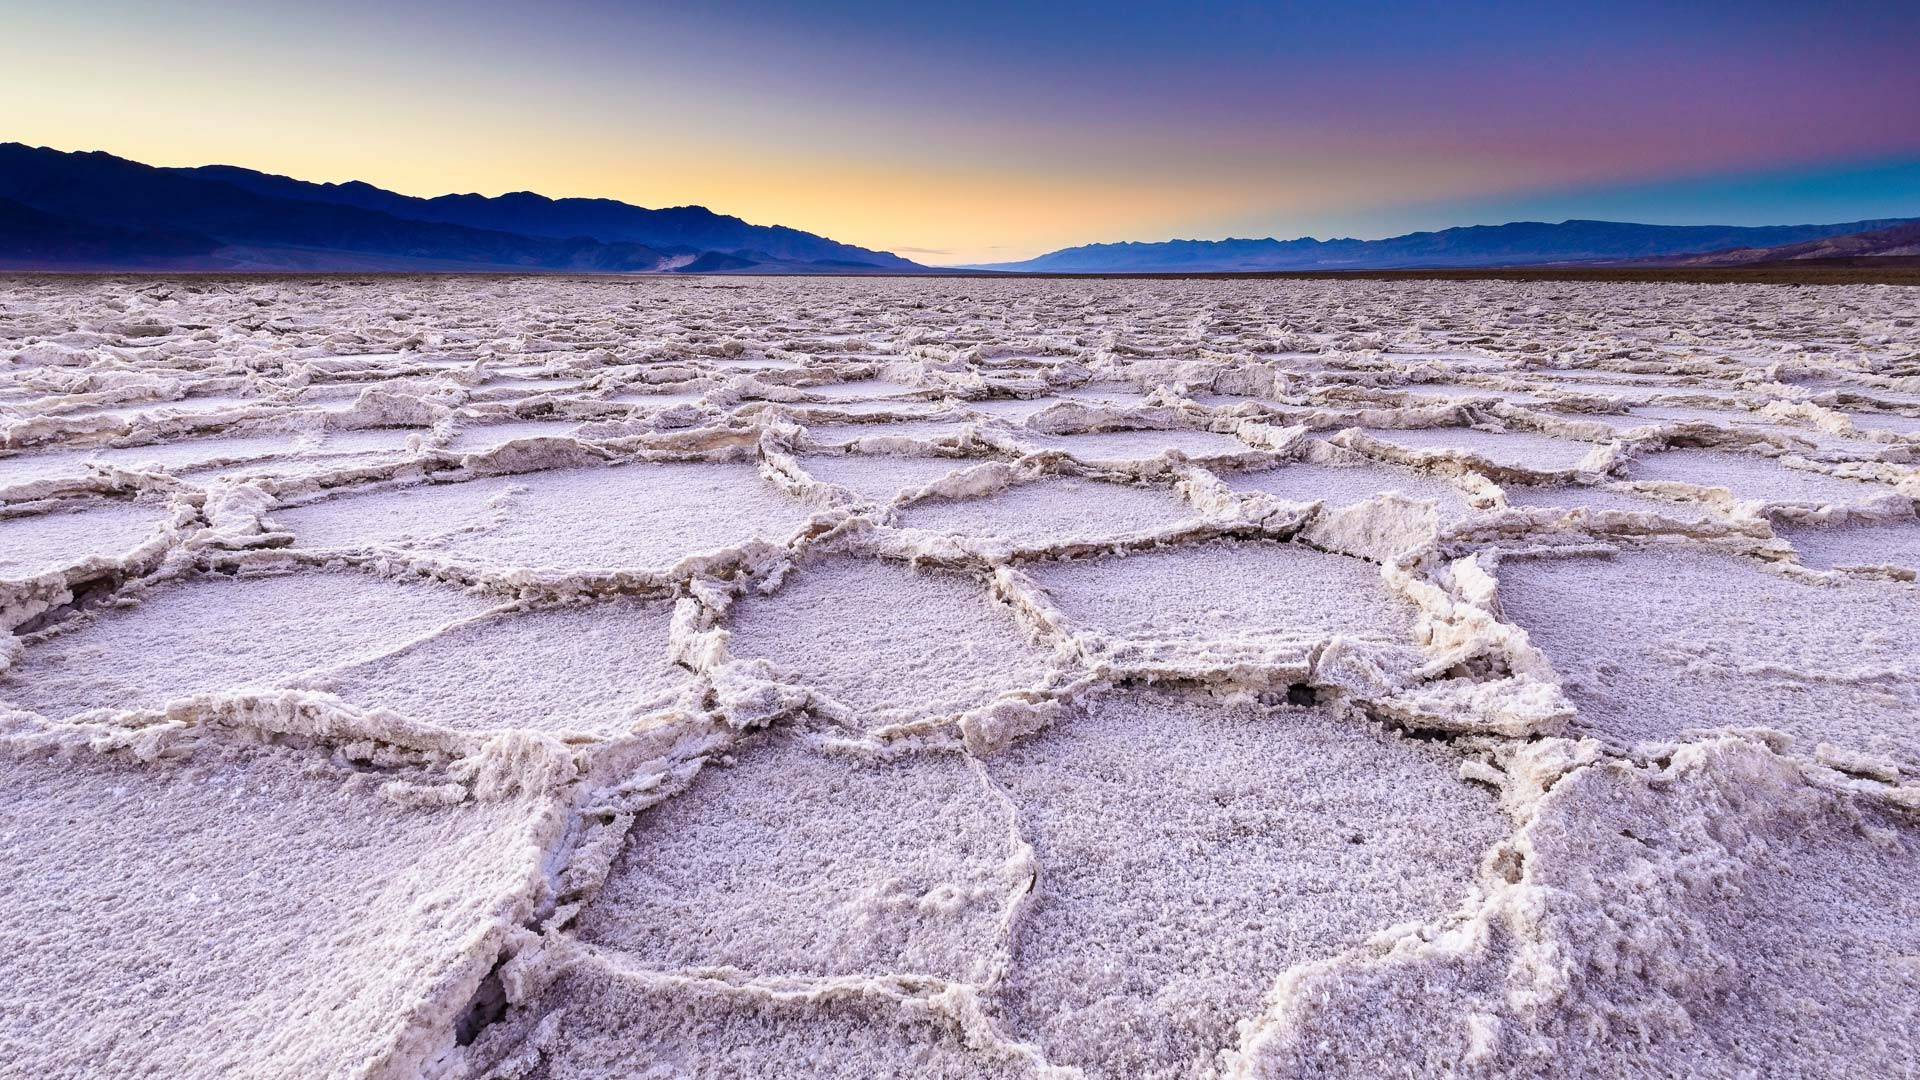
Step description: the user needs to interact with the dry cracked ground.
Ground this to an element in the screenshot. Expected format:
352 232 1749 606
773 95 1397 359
2 276 1918 1080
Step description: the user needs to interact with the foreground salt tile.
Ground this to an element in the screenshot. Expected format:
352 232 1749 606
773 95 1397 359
0 500 171 580
468 964 1033 1080
1029 539 1416 647
0 570 496 719
1237 737 1920 1078
897 476 1196 545
795 452 976 502
0 740 550 1078
724 556 1055 724
1628 447 1892 504
982 690 1507 1078
322 598 688 736
1496 548 1920 770
1227 460 1478 522
572 735 1016 982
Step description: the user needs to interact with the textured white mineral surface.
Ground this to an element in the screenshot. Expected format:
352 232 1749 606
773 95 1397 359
2 276 1917 1078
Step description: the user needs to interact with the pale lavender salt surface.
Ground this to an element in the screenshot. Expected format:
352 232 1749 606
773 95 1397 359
1030 539 1416 646
574 735 1012 981
982 689 1505 1078
1779 519 1920 573
0 570 495 719
1026 427 1252 463
0 500 170 579
1628 448 1891 504
1497 547 1920 769
466 967 1027 1080
897 476 1195 545
278 462 815 572
443 418 582 451
724 556 1054 725
0 741 548 1079
323 598 687 736
1502 483 1721 521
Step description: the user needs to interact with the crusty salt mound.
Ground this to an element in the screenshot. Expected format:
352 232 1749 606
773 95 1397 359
2 275 1915 1078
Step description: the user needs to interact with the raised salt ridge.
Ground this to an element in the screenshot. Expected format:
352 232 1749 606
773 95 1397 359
2 275 1915 1078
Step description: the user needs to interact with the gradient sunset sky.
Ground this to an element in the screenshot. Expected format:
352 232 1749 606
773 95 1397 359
7 0 1918 264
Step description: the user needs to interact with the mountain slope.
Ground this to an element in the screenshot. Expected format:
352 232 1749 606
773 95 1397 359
0 143 922 273
0 144 682 272
0 197 220 268
974 218 1920 273
174 164 917 269
1665 221 1920 266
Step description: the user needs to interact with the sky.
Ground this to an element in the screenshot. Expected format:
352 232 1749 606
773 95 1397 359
5 0 1919 264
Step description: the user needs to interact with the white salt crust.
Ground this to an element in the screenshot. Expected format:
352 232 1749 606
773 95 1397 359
1 275 1915 1079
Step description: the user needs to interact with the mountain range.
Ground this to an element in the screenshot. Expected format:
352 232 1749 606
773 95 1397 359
0 143 919 273
968 218 1920 273
0 142 1913 274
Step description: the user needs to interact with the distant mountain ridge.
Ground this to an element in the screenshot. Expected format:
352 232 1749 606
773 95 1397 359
0 143 919 273
174 164 918 268
1659 220 1920 266
972 218 1920 273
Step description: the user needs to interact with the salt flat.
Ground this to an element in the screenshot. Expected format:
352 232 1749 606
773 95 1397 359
2 275 1917 1079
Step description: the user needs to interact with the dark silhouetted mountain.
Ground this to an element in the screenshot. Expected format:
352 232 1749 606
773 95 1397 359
0 197 219 268
0 143 921 273
175 163 918 269
1660 220 1920 266
972 218 1920 273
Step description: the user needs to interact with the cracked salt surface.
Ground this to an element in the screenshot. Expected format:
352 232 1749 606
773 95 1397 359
983 690 1507 1079
1359 426 1600 471
3 275 1918 1078
1779 518 1920 573
574 734 1014 982
1027 427 1255 465
0 740 551 1079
